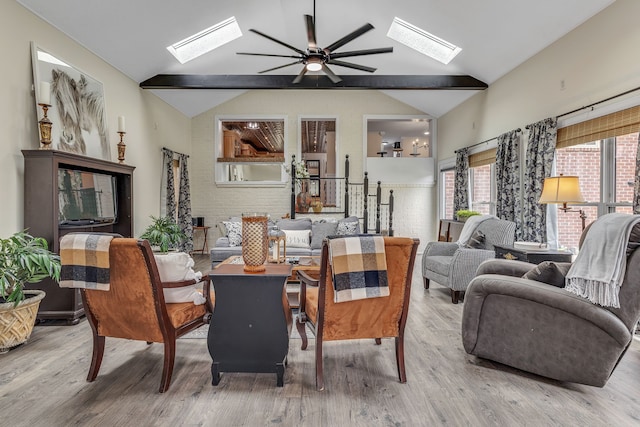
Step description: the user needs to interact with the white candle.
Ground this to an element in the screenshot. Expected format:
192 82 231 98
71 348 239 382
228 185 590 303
273 243 278 261
412 142 418 155
118 116 126 132
380 142 385 152
39 81 50 105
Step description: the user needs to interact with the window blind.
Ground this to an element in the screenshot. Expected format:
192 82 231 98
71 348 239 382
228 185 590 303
557 105 640 148
468 148 497 168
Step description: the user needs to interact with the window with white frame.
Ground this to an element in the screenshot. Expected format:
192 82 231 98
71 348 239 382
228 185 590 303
468 149 496 216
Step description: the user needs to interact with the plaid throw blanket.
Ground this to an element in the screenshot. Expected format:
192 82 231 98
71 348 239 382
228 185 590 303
59 233 113 291
328 235 388 303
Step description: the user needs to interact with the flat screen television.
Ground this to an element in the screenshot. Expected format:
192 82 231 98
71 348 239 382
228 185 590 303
58 168 117 226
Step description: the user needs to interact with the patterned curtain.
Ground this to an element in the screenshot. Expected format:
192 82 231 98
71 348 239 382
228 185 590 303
634 132 640 214
453 148 469 215
162 148 176 217
177 153 193 253
522 118 557 242
496 129 522 237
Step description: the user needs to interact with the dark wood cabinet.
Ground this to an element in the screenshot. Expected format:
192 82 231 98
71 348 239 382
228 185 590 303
22 150 134 324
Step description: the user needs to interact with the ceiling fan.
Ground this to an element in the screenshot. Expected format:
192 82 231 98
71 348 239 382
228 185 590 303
237 1 393 84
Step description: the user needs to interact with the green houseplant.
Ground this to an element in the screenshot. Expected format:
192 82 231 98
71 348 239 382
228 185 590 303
455 209 482 222
0 231 60 306
140 215 186 253
0 231 61 352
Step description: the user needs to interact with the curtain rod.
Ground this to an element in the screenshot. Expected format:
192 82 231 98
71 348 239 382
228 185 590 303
162 147 189 158
454 128 521 153
556 85 640 119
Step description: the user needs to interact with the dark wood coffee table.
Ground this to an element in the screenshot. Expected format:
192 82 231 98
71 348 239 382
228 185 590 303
208 261 293 387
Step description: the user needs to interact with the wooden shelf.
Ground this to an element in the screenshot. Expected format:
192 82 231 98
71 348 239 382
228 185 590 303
218 157 285 163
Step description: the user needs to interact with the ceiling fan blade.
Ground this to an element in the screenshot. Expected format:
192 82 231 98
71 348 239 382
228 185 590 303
237 52 302 59
329 47 393 59
305 15 317 49
249 29 306 55
258 61 302 74
322 64 342 83
327 59 376 73
292 67 308 84
324 23 374 53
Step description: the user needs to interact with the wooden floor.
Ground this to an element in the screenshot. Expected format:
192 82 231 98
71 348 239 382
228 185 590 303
2 254 640 427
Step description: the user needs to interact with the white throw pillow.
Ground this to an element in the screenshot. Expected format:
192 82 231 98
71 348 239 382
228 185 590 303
283 229 311 249
153 252 205 305
222 221 242 247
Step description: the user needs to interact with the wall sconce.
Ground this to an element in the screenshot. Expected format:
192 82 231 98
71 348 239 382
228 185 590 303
410 140 429 156
539 174 587 230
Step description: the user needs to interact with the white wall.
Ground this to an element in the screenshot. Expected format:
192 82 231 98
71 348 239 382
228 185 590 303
438 0 640 160
1 0 190 238
190 90 435 249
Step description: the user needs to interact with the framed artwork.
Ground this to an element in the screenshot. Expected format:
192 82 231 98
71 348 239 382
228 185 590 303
31 42 111 160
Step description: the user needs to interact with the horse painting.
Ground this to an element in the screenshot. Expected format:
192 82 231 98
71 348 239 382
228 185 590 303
50 69 110 159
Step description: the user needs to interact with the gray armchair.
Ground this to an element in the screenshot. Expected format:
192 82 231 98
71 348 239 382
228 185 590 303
461 222 640 387
421 218 516 303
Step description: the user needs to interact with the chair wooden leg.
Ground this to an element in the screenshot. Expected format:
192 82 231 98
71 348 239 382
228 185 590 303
423 278 430 289
375 338 382 345
395 335 407 383
315 335 324 391
87 334 105 382
159 339 176 393
451 290 462 304
296 316 309 350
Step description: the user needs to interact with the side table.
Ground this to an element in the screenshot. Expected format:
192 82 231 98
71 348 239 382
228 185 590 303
192 226 210 255
208 262 293 387
494 244 572 264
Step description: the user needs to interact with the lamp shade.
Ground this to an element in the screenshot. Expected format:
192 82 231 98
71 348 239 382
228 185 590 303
538 175 585 204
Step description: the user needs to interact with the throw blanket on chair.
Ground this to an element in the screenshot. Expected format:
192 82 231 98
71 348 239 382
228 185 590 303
59 233 114 291
328 235 388 303
565 213 640 308
456 214 498 247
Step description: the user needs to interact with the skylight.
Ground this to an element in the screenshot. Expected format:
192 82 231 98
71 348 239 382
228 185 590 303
387 17 461 65
167 17 242 64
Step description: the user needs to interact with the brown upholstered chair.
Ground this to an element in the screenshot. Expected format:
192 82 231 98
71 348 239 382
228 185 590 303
295 236 419 390
77 238 213 393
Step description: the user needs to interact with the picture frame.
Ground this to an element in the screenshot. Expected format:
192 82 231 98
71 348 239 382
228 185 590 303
31 42 111 160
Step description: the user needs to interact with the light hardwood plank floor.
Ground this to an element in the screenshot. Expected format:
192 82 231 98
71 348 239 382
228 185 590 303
1 254 639 427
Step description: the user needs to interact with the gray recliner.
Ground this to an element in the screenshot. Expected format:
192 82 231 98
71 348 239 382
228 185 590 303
421 218 516 303
461 220 640 387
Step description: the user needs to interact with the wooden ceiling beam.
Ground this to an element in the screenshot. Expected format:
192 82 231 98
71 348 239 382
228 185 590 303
139 74 488 90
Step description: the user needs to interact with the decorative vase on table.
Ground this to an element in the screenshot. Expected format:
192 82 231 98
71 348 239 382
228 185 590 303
296 179 312 213
242 213 268 272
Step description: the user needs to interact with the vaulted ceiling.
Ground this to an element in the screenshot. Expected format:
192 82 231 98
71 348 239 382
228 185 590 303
18 0 614 118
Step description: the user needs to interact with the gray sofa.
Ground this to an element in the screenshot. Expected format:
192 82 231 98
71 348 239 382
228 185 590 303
461 221 640 387
210 216 360 266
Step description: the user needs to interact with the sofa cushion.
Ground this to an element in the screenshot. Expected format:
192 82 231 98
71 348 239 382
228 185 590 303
522 261 572 288
311 222 338 249
276 217 312 231
336 220 360 236
222 220 242 247
283 229 311 248
465 230 486 249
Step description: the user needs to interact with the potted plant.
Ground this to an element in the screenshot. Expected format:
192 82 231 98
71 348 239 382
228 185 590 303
140 215 186 253
455 209 482 222
0 231 61 353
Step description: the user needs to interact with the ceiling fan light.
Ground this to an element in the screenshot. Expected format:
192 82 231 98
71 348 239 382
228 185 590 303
306 60 323 72
167 17 242 64
387 17 461 65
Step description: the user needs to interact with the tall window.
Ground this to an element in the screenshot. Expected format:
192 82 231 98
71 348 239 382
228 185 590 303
555 104 640 249
440 168 455 219
469 149 496 215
